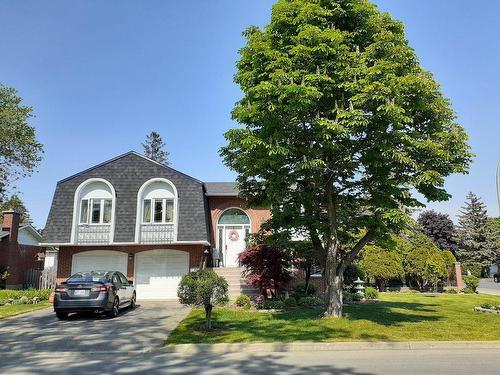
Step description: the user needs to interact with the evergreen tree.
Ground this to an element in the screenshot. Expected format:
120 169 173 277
0 194 31 223
456 192 495 274
142 131 170 165
417 210 457 253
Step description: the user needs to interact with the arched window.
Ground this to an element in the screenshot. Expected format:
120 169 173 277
72 178 116 244
78 181 114 224
217 208 250 225
136 178 178 243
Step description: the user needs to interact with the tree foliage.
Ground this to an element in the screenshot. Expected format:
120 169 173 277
403 240 448 291
177 269 228 329
238 244 293 298
0 194 31 223
456 192 496 274
142 131 170 165
221 0 472 316
360 245 403 291
0 84 43 200
417 210 457 253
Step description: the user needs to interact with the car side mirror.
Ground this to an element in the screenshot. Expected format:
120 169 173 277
129 280 134 285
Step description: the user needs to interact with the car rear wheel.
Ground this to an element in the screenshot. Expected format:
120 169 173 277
130 293 136 309
56 311 68 320
107 297 119 318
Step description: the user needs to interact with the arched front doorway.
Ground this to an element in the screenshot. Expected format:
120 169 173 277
217 208 251 267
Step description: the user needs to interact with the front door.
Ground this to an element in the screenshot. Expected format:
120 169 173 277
224 226 246 267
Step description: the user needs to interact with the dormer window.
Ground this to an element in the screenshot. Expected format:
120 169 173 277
136 178 178 243
80 198 113 224
72 178 116 245
142 198 174 224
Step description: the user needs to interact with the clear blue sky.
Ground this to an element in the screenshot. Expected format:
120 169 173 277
1 0 499 228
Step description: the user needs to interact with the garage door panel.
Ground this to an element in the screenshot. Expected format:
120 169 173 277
135 249 189 300
72 250 128 275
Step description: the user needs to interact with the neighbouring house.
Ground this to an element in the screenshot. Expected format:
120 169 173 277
0 211 45 289
41 151 270 299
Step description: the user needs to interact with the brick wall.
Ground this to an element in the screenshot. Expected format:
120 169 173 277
207 196 271 243
56 244 207 283
1 211 45 289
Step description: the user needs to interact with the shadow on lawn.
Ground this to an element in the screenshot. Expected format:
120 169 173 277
343 300 441 326
172 299 442 343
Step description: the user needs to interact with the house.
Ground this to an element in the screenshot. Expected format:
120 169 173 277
42 151 270 299
1 211 45 289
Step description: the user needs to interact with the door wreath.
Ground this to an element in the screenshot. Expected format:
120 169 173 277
228 230 239 242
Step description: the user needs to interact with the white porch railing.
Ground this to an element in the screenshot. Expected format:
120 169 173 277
139 223 174 244
76 224 111 245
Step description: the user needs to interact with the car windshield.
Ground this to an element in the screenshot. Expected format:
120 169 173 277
67 271 109 284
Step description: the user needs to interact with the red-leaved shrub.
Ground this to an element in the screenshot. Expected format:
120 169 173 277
238 244 293 298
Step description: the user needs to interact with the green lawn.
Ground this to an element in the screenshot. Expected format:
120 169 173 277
0 302 51 319
166 293 500 344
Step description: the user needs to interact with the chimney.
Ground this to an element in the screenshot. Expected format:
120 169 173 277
2 211 20 244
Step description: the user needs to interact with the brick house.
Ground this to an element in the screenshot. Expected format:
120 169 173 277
1 211 45 289
42 151 270 299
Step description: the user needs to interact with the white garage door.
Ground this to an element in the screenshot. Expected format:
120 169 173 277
135 249 189 300
72 250 128 275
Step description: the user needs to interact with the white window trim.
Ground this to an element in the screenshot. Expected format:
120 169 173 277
79 198 113 225
135 178 179 243
71 178 116 244
142 198 175 225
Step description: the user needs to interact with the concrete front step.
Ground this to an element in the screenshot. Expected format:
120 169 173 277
211 267 259 299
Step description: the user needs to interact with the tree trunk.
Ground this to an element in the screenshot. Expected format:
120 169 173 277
305 266 311 295
204 303 213 330
325 273 343 317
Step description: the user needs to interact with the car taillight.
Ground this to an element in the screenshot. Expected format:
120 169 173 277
92 285 108 292
55 287 67 293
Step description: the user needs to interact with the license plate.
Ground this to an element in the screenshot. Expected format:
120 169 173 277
74 289 89 296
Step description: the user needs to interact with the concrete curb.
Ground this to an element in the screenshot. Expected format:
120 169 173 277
164 341 500 354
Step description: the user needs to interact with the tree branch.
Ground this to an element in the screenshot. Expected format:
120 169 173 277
339 231 374 274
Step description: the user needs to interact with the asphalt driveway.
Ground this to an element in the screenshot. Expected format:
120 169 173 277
0 301 189 353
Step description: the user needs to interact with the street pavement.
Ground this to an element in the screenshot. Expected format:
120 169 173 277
2 348 500 374
478 278 500 296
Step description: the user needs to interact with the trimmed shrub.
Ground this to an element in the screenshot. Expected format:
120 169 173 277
364 287 379 300
284 297 297 308
463 275 480 293
177 269 229 329
444 288 458 294
342 291 354 303
299 296 325 307
255 299 285 310
235 295 251 310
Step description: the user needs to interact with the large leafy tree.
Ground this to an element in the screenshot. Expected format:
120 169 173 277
0 84 43 200
142 131 170 165
456 192 496 275
221 0 472 316
417 210 457 253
